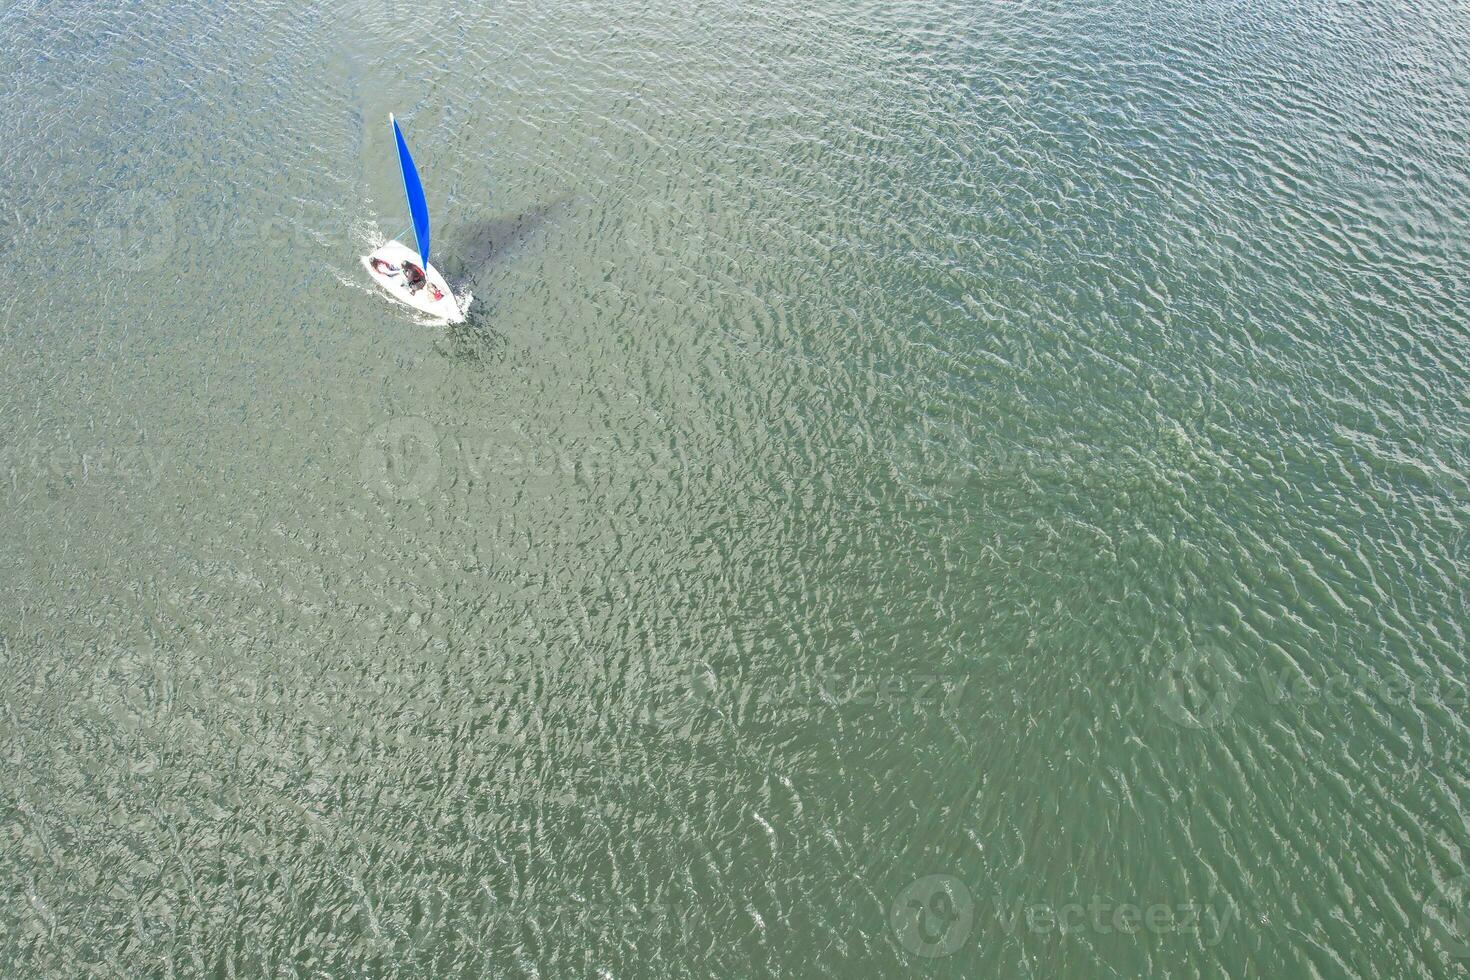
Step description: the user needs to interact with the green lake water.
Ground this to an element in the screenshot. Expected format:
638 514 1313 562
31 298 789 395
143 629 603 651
2 0 1469 974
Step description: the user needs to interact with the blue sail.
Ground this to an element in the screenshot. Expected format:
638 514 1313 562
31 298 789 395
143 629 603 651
390 114 430 269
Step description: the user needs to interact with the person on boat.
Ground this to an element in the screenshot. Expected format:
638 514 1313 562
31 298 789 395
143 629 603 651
401 262 445 302
370 256 400 277
403 262 427 292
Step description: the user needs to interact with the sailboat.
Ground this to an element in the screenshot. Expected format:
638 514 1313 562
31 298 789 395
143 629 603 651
361 113 467 323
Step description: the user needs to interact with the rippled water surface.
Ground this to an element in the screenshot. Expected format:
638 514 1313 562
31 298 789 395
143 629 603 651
3 0 1469 974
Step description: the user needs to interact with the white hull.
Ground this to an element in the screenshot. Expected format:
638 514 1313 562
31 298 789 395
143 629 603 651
361 239 466 323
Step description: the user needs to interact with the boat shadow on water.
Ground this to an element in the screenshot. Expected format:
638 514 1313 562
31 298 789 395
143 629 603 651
441 193 571 286
433 194 572 361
